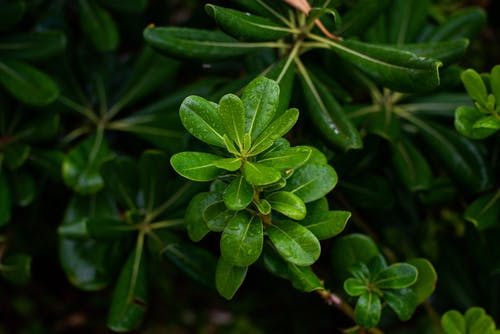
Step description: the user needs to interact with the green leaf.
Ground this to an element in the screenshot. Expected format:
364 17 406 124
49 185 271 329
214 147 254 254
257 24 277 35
170 152 224 182
464 191 500 230
461 69 488 105
267 220 320 266
78 0 119 52
219 93 245 149
354 292 381 329
428 8 486 42
220 212 263 266
391 138 433 191
242 161 281 186
204 201 236 232
299 68 362 151
213 157 242 171
205 4 290 42
162 241 217 287
107 246 148 332
365 108 402 143
388 0 430 44
242 77 279 141
248 108 299 155
259 146 312 170
384 288 418 321
265 58 296 116
407 258 437 304
101 157 138 210
179 95 225 148
0 1 25 31
0 59 59 106
0 31 66 60
185 192 218 241
300 210 350 240
344 278 368 296
0 253 31 285
400 39 469 67
215 257 247 300
283 164 337 203
266 191 306 221
62 134 114 194
17 113 60 142
223 176 254 211
255 199 271 215
465 307 496 334
144 27 263 60
417 119 492 193
113 47 179 112
342 174 394 210
442 310 466 334
327 39 441 93
374 263 418 289
330 234 380 283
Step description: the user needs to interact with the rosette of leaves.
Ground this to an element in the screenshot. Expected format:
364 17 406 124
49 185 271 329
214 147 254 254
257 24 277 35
171 76 349 299
441 307 500 334
331 234 437 330
58 150 214 332
455 66 500 139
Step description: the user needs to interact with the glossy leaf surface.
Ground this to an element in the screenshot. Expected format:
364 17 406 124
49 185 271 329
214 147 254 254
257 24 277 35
215 257 247 300
355 292 381 329
223 176 254 211
300 210 350 240
283 164 337 203
170 152 223 182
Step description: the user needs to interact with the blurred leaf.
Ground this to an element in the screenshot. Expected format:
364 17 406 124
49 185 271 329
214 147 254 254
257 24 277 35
185 192 218 241
220 212 263 267
400 40 469 67
455 106 497 139
101 156 139 210
0 59 59 106
62 134 115 194
3 143 30 169
0 253 31 285
407 258 437 304
442 310 466 334
113 47 179 112
144 27 263 60
78 0 119 52
388 0 430 44
335 0 389 36
461 69 488 105
391 138 433 191
223 176 253 211
299 210 350 240
107 245 148 332
0 171 11 226
342 174 394 209
417 120 492 193
138 150 172 212
162 241 217 287
464 190 500 230
0 31 66 60
354 292 381 329
215 257 247 300
427 8 486 42
267 220 320 266
344 278 368 296
205 4 290 42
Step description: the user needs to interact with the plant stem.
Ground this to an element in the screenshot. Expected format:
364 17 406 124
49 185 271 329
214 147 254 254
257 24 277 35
149 219 184 230
58 95 98 123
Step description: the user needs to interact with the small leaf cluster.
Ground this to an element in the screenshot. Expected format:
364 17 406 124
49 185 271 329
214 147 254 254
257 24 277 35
455 66 500 139
171 76 349 299
441 307 500 334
